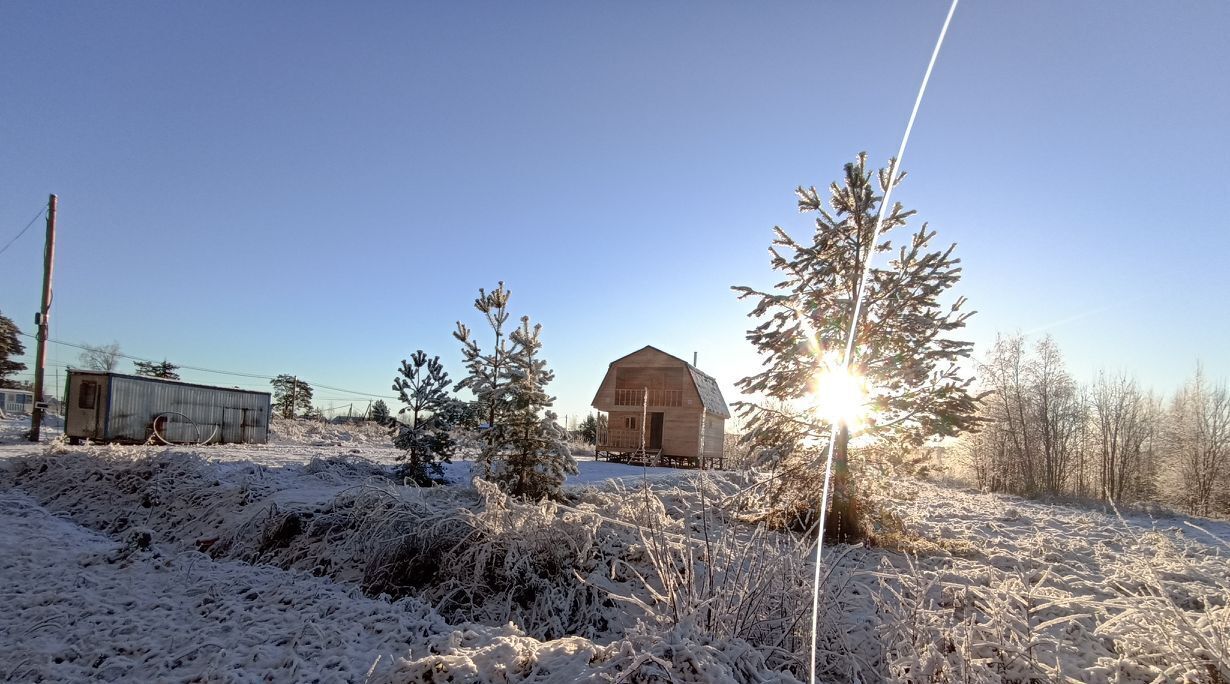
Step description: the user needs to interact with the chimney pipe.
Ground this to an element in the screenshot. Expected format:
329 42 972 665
693 351 698 367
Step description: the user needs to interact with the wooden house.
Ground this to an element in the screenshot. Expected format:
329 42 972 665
591 346 731 468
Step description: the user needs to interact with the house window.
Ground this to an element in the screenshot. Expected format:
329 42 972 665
624 416 637 430
79 381 97 410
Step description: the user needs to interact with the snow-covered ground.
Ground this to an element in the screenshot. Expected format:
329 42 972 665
0 417 801 682
0 487 498 682
868 478 1230 681
1 415 1228 682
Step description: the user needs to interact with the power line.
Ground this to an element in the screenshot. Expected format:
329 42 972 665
307 381 395 399
17 334 272 379
0 206 47 258
16 333 398 399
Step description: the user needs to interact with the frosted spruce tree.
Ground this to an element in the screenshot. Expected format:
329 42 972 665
454 282 575 499
454 282 516 435
387 351 455 485
0 311 27 388
733 153 981 542
579 414 598 445
369 399 390 424
133 359 181 380
498 317 576 498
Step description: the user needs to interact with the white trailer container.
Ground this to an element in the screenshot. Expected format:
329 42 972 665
64 370 271 445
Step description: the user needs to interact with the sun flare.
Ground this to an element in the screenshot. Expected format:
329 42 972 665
809 358 869 429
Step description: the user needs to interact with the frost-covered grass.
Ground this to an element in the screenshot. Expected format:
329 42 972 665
0 485 798 682
867 478 1230 682
2 416 1229 682
0 440 810 681
0 487 499 682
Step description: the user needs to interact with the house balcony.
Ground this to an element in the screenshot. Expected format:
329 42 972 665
613 388 683 407
596 427 648 449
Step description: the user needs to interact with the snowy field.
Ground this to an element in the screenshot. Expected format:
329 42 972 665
1 416 1228 682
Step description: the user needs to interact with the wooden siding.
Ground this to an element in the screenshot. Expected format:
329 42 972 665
592 346 729 461
701 413 725 460
591 347 704 413
605 409 700 458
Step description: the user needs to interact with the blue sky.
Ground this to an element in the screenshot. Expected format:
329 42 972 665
2 2 1227 423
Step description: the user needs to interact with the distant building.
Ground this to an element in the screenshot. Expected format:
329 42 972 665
590 346 730 468
64 370 271 444
0 388 34 415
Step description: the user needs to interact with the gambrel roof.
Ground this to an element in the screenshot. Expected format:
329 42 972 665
686 365 731 419
596 345 731 419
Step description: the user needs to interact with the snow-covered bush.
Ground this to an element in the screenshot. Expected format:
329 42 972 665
269 415 392 446
590 475 875 679
430 479 603 638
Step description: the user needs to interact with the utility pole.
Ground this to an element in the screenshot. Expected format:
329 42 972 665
28 194 57 442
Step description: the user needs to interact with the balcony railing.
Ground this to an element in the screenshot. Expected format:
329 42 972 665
614 388 683 407
596 427 645 449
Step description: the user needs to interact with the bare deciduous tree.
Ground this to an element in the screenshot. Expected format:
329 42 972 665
1166 365 1230 516
961 335 1227 516
1092 371 1155 503
969 334 1086 497
79 342 122 372
1030 336 1083 496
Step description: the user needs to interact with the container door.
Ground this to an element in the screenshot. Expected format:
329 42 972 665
68 377 102 437
240 408 261 443
222 408 244 444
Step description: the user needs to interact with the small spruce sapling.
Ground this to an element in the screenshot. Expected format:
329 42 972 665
435 398 483 431
579 414 599 446
388 351 455 485
453 283 574 499
494 316 576 499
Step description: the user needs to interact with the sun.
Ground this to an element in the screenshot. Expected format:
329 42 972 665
809 356 869 429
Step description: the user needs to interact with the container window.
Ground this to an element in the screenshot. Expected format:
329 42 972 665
79 381 97 410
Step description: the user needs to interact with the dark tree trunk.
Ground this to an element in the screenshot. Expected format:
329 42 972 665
825 421 865 544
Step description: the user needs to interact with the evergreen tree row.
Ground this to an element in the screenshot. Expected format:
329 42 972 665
382 281 575 499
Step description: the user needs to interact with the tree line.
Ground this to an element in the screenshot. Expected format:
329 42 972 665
960 333 1229 517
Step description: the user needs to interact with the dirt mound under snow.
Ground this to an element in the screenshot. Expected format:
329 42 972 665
267 417 393 446
9 442 1225 682
0 448 812 682
1 486 800 682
